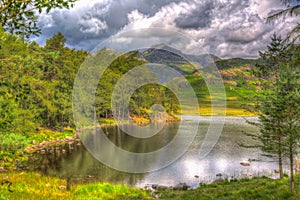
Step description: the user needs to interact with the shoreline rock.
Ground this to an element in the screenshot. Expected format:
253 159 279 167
240 161 251 166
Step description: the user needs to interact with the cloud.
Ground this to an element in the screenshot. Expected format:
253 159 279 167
174 1 214 29
34 0 298 58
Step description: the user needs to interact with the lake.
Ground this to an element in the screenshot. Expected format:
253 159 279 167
31 116 286 189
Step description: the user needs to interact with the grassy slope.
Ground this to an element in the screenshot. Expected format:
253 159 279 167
180 63 259 116
0 172 153 200
159 175 300 200
141 48 260 116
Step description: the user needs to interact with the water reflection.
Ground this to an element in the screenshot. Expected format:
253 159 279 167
29 117 285 188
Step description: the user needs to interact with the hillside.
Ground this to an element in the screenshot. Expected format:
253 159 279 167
135 45 260 116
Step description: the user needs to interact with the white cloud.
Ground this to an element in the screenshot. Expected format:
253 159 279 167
35 0 298 58
79 18 108 34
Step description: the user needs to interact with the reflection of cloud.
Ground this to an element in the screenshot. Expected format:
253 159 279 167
215 158 229 172
183 160 204 178
35 0 297 58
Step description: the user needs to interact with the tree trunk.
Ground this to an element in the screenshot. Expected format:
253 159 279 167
289 146 295 191
66 177 71 191
278 137 283 179
279 151 283 179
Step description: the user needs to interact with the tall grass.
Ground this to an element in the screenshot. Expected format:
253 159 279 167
0 172 153 200
159 174 300 200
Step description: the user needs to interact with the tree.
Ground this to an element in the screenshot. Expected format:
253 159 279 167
268 0 300 40
279 64 300 191
249 35 291 179
0 0 77 40
251 36 300 190
256 34 290 80
45 32 66 52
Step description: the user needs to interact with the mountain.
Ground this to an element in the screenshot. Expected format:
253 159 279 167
140 44 221 72
134 44 260 76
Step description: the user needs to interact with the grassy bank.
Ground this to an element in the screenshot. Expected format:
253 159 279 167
1 172 300 200
158 175 300 200
0 128 75 170
0 172 153 200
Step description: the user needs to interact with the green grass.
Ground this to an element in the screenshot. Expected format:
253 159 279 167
179 68 259 116
2 173 300 200
0 172 153 200
158 175 300 200
0 129 75 170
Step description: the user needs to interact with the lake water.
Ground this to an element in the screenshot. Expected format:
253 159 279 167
33 116 286 189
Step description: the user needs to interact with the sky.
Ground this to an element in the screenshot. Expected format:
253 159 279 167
34 0 298 58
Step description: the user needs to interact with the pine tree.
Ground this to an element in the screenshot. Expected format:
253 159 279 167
255 33 290 81
250 34 291 179
254 41 300 190
267 0 300 40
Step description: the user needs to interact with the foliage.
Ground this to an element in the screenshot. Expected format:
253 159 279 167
267 0 300 40
255 34 291 80
0 172 153 200
159 175 300 200
0 30 88 132
93 51 181 122
0 0 77 40
248 34 300 190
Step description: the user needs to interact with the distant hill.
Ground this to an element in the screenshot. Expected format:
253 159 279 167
134 44 260 74
215 58 261 69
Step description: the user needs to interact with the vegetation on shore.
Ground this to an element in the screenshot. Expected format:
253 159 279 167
1 172 300 200
158 174 300 200
0 172 153 200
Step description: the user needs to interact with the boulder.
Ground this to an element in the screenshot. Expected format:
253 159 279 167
240 161 250 166
214 178 224 183
151 184 169 191
173 183 189 191
156 185 169 191
151 184 158 190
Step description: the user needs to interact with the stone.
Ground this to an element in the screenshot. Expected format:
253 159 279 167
156 185 169 191
58 185 67 190
151 184 158 189
214 178 225 183
151 184 170 191
173 183 189 191
240 161 250 166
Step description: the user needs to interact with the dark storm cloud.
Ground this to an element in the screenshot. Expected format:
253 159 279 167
34 0 297 58
36 0 182 50
175 1 214 29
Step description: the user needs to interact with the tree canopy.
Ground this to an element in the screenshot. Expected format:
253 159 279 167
268 0 300 39
0 0 77 39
